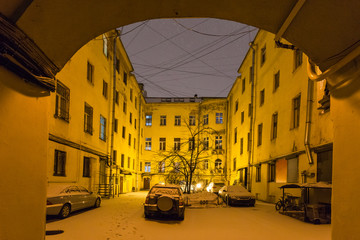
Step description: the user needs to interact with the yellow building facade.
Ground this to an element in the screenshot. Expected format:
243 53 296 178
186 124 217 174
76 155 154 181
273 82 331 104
227 30 333 202
48 31 145 196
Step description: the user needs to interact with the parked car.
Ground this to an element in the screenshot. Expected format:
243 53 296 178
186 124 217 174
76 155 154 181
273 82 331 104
218 185 255 206
144 184 185 220
46 185 101 218
206 182 225 194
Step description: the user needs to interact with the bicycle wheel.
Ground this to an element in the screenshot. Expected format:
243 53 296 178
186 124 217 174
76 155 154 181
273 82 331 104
275 201 282 211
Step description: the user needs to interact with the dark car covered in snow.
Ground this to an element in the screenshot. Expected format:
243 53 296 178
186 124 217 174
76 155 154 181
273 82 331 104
218 185 255 206
144 184 185 220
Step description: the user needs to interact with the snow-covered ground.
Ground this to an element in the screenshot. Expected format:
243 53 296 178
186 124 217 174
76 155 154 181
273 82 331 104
46 191 331 240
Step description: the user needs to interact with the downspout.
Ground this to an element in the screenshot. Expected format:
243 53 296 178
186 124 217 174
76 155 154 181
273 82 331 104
248 42 256 192
136 91 142 191
109 30 120 198
225 98 230 185
304 79 314 164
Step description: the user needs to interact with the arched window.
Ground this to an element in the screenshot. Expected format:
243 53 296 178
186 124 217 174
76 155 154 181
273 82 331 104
215 159 222 169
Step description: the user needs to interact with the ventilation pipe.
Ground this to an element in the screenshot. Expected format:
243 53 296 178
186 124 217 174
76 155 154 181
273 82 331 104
304 79 314 164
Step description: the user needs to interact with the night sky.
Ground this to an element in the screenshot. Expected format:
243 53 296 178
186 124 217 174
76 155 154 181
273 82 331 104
120 18 258 98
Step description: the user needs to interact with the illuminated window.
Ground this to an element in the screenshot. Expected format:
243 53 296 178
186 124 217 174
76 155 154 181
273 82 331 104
160 115 166 126
189 115 196 126
159 138 166 151
145 138 152 150
54 150 66 176
84 102 93 134
83 157 91 177
145 162 151 172
55 81 70 122
99 115 107 141
203 137 209 150
215 136 223 150
175 116 181 126
158 161 165 173
145 114 152 126
216 113 223 124
174 162 180 173
174 138 181 151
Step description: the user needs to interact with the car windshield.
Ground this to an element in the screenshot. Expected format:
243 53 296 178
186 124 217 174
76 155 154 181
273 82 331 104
150 187 179 195
227 186 248 192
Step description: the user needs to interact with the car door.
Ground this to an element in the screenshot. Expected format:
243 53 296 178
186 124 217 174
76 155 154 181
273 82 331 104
67 186 83 211
78 186 93 208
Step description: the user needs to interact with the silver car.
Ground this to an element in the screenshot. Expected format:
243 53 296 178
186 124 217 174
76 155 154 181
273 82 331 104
218 185 255 206
46 185 101 218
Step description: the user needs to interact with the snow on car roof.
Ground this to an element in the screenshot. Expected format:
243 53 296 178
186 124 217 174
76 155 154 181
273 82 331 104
152 183 180 188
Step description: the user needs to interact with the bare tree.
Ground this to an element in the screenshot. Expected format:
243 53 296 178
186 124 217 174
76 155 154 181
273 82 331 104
156 119 221 193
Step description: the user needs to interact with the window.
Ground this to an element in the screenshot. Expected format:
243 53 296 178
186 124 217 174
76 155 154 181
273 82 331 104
203 160 209 170
241 111 244 124
83 157 91 177
134 138 136 149
158 161 165 173
135 97 138 109
257 123 263 146
130 88 133 102
317 149 333 183
260 45 266 66
123 99 127 114
189 115 196 126
128 134 131 146
292 95 301 129
242 78 245 93
175 116 181 126
235 100 239 113
87 61 94 84
121 154 125 168
233 158 237 171
203 114 209 125
174 162 180 173
55 81 70 122
271 113 278 140
145 138 152 150
287 158 298 183
240 138 244 154
160 115 166 126
260 89 265 106
188 137 195 150
248 103 252 117
128 157 131 168
159 138 166 151
129 112 132 124
140 162 143 172
115 57 120 73
54 150 66 176
122 126 126 138
215 136 223 150
256 165 261 182
216 113 223 124
99 115 107 141
123 72 127 85
234 127 237 144
102 34 108 57
215 159 222 169
114 118 118 133
203 137 209 150
145 114 152 126
250 66 254 83
318 82 330 113
268 162 276 182
247 132 251 152
294 49 303 70
274 71 280 91
102 80 108 99
112 150 117 165
84 102 93 134
133 159 135 170
145 162 151 172
115 91 119 105
174 138 181 151
134 119 137 129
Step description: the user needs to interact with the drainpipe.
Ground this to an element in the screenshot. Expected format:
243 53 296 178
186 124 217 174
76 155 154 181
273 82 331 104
248 41 256 192
109 30 120 198
304 79 314 164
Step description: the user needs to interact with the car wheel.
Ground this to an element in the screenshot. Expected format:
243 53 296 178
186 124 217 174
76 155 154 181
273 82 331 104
144 212 150 219
94 198 101 208
178 210 185 221
59 204 71 219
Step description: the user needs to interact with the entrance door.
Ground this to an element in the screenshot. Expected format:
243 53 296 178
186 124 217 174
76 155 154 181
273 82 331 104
143 178 150 190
